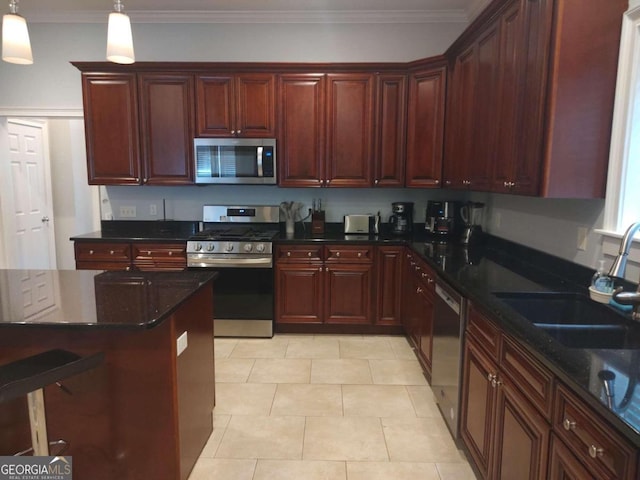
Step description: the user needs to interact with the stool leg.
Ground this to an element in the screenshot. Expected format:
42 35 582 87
27 389 49 456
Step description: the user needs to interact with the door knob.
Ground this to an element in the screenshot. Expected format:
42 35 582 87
41 216 49 223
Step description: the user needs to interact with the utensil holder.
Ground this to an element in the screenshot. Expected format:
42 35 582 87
311 211 325 235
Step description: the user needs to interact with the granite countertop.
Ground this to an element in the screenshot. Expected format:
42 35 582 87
70 220 200 242
0 270 217 329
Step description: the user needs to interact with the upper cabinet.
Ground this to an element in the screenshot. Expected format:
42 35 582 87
79 71 195 186
196 74 276 138
444 0 627 198
406 63 446 188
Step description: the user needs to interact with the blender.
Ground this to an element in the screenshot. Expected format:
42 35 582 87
460 202 484 244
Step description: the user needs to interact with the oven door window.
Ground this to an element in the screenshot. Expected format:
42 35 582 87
196 146 259 178
213 268 273 320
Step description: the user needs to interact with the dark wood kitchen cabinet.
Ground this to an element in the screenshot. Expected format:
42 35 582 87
375 246 403 325
74 241 133 271
277 74 326 187
373 74 407 187
445 0 626 198
79 70 195 185
461 304 553 480
195 73 276 137
81 73 141 185
74 240 187 272
138 74 195 185
405 63 446 188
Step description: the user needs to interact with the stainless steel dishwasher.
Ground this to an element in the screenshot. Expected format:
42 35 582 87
431 278 467 439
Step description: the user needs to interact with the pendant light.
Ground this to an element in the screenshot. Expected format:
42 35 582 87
106 0 135 64
2 0 33 65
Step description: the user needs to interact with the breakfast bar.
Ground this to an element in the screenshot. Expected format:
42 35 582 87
0 269 217 480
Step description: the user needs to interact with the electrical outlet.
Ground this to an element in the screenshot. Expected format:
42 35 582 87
120 206 136 218
150 204 157 216
577 226 588 251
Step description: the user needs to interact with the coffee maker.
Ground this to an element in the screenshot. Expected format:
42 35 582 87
389 202 414 235
460 202 485 244
425 201 461 238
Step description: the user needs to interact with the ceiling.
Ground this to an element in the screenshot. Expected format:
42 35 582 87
18 0 487 24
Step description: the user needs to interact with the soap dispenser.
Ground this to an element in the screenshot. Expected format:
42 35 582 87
591 260 613 293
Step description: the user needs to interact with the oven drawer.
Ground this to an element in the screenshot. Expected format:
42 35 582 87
324 245 373 263
276 245 323 263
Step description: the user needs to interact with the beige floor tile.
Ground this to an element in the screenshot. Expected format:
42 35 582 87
342 385 416 417
369 359 428 385
406 385 442 418
216 415 305 460
214 383 276 415
382 417 466 463
253 460 346 480
230 338 289 358
248 358 311 383
303 416 388 461
215 358 255 383
310 359 372 384
346 461 441 480
199 415 231 457
271 384 343 416
187 458 256 480
436 462 479 480
387 336 420 360
214 338 238 359
339 336 396 359
285 336 341 359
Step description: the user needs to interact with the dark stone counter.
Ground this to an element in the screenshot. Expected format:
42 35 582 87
0 270 217 329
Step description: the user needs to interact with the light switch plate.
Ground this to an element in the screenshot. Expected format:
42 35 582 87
177 331 188 356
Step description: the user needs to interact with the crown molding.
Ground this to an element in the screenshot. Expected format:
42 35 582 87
26 9 468 25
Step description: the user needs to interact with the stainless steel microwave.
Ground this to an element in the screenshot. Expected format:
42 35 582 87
194 138 277 185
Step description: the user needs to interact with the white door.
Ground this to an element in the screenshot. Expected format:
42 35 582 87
1 119 56 269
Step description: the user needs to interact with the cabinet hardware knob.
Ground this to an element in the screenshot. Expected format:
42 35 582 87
435 179 440 184
231 130 236 135
89 250 94 255
487 373 496 382
421 272 427 278
427 278 434 284
358 252 362 257
375 179 379 185
415 265 420 272
588 445 604 459
326 179 331 185
417 287 423 294
336 252 341 257
237 130 242 135
125 266 131 271
445 180 451 185
168 251 173 256
287 251 291 257
147 251 151 255
491 378 502 388
110 250 115 255
307 252 312 257
562 418 576 431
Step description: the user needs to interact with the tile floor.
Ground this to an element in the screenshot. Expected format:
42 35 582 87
188 335 478 480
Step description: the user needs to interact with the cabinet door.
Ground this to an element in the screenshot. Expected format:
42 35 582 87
325 264 373 324
277 74 326 187
374 74 407 187
548 435 595 480
235 74 276 137
460 337 497 479
195 75 235 136
402 252 420 349
416 284 434 370
326 73 374 187
406 66 446 188
443 44 476 189
138 74 195 185
275 263 323 324
492 376 550 480
375 246 403 325
81 73 140 185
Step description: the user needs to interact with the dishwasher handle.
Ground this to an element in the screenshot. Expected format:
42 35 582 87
435 284 460 315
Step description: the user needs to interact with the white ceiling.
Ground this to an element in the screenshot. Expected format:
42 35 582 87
18 0 487 24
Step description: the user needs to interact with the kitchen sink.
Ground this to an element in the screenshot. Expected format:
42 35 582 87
493 292 640 349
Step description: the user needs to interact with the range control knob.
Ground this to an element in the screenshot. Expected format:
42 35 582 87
225 242 234 252
255 243 266 253
243 243 253 253
206 243 215 252
195 243 203 252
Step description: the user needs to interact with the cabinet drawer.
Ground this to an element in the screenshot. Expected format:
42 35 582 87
75 242 131 262
553 383 637 480
325 245 373 263
500 336 554 420
466 304 501 362
132 243 187 263
276 245 323 262
411 257 436 290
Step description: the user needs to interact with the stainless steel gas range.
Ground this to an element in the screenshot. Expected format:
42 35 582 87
187 205 280 337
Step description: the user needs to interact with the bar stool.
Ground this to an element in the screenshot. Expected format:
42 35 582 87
0 349 104 456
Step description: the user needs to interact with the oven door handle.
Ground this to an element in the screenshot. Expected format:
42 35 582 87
188 256 273 268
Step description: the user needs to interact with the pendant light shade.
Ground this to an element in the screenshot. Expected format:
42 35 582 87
2 0 33 65
106 0 134 64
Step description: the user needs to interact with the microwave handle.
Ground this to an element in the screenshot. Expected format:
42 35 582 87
257 147 264 177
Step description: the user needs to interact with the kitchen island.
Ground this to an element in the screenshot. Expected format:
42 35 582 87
0 269 217 480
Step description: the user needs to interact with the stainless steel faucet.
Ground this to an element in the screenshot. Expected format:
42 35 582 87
611 222 640 320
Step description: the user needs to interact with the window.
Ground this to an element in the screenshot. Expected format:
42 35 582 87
600 1 640 264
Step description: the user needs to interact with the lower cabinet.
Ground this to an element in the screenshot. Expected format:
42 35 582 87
275 244 373 326
74 241 187 271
